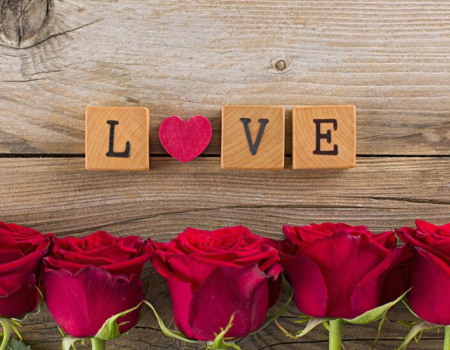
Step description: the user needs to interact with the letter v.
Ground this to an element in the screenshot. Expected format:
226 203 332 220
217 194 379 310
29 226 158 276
240 118 269 156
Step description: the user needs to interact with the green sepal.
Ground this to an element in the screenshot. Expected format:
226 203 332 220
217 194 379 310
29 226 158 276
401 299 421 320
207 314 241 350
143 301 199 344
94 302 142 341
276 316 328 339
0 318 12 350
62 336 81 350
372 314 387 350
396 321 439 350
345 290 409 325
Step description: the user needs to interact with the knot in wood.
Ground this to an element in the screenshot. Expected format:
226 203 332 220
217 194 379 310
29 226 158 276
0 0 50 48
274 60 287 72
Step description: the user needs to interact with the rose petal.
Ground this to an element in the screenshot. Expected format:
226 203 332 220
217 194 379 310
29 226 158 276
188 265 269 340
397 227 450 265
350 244 412 318
166 279 197 339
299 232 388 318
284 254 328 317
0 239 50 275
408 248 450 325
44 266 143 338
0 273 38 318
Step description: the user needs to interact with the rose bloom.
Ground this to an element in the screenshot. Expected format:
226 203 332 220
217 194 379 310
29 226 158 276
397 220 450 325
148 226 282 341
43 231 150 338
0 221 51 318
280 223 410 319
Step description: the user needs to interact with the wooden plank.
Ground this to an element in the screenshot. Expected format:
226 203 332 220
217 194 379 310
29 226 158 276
0 157 448 237
1 0 450 155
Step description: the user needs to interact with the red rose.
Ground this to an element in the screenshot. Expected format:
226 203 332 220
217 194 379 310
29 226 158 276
281 223 410 319
149 226 282 341
397 220 450 325
43 231 150 338
0 221 50 318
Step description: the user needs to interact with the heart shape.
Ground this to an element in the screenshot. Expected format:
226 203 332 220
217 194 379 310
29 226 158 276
159 116 212 163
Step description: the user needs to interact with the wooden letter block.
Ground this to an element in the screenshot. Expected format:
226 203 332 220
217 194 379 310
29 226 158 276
86 107 150 171
292 105 356 169
221 105 285 170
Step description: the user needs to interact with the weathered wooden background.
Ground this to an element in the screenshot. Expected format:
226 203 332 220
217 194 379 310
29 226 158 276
1 0 449 348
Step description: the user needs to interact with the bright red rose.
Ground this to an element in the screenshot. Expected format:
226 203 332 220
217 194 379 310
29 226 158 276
397 220 450 325
281 223 410 319
149 226 282 341
43 231 150 338
0 221 51 318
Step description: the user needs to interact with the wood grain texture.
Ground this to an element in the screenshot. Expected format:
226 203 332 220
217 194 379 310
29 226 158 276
221 105 285 169
85 107 150 171
1 157 449 238
0 0 450 155
292 105 356 169
1 0 449 348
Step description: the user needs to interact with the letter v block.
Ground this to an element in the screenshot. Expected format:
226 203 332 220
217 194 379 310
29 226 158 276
221 105 285 169
85 107 150 171
292 105 356 169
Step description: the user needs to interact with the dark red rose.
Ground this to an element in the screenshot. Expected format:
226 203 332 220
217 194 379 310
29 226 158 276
397 220 450 325
43 231 150 338
281 223 410 319
0 221 51 318
149 226 282 341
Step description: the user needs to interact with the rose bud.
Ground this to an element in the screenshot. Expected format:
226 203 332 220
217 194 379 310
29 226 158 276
397 220 450 325
148 226 282 341
0 221 51 319
43 231 150 341
281 223 410 319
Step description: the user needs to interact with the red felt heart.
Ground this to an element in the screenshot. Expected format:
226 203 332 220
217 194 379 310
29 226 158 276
159 116 212 163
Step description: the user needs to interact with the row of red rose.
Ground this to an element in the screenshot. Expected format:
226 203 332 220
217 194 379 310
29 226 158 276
0 220 448 350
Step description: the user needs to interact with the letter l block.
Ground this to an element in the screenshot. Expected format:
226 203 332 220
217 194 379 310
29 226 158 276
85 107 150 171
292 105 356 169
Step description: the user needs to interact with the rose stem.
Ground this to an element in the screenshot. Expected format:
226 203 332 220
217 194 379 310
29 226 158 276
329 319 343 350
91 338 106 350
0 318 11 350
444 326 450 350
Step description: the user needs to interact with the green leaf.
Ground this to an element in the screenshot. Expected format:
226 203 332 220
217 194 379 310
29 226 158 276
0 336 31 350
276 316 328 339
6 338 31 350
94 302 142 341
208 314 241 350
143 301 199 344
345 290 409 325
396 321 439 350
250 276 294 336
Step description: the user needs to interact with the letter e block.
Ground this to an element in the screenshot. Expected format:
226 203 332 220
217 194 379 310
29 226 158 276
86 107 150 171
221 105 285 170
292 105 356 169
